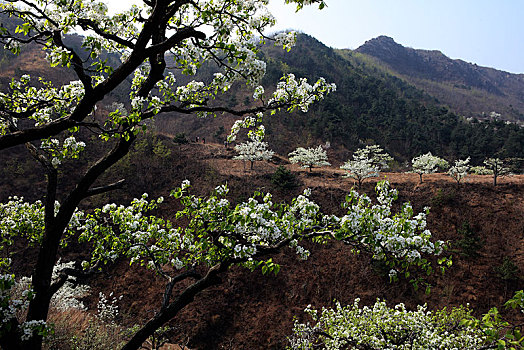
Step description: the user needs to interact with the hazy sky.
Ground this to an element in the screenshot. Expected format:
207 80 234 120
106 0 524 73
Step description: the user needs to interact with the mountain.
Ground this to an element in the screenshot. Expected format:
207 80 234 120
1 18 523 164
354 36 524 122
134 34 524 165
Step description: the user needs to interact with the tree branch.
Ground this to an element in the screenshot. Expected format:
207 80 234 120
161 269 201 310
51 30 93 93
122 261 230 350
82 179 126 199
77 18 136 49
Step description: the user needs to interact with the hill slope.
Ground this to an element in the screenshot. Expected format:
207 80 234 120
46 140 524 349
154 34 524 165
354 36 524 122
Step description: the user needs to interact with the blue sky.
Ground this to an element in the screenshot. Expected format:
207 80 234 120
106 0 524 74
267 0 524 74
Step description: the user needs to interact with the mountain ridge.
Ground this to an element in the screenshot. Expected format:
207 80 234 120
353 36 524 122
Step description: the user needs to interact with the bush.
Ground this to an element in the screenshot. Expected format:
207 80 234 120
455 221 483 258
172 133 188 145
271 165 299 190
495 257 520 283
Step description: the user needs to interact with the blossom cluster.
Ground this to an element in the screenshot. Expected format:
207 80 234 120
335 181 447 279
268 74 337 113
233 131 274 165
289 299 487 349
96 292 123 324
40 136 87 167
0 274 48 343
288 146 330 170
340 145 392 186
74 179 447 285
448 157 471 184
412 152 449 176
16 260 90 312
0 76 85 135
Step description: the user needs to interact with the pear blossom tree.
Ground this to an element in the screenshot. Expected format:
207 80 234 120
411 152 449 183
340 158 378 188
289 293 524 350
0 178 451 349
0 0 337 348
288 145 330 172
354 144 393 170
448 157 471 184
233 125 274 170
483 158 511 186
340 145 393 187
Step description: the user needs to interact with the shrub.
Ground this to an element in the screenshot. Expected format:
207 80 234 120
172 133 188 145
271 165 299 190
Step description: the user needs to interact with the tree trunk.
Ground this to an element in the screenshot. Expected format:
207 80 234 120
122 264 226 350
0 319 23 350
24 137 134 349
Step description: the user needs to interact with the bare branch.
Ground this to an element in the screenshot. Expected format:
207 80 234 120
77 18 136 49
82 179 126 198
161 269 201 310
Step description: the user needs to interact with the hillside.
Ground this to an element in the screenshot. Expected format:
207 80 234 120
354 36 524 122
6 138 521 349
155 34 524 165
2 6 524 350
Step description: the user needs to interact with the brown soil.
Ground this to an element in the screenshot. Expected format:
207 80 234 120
3 139 522 349
86 141 524 349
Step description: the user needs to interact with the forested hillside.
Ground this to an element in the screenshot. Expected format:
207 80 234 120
155 34 524 165
1 14 522 166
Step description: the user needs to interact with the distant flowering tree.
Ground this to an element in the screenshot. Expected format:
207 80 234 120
448 157 470 184
340 158 378 188
354 145 393 169
469 166 493 175
483 158 511 186
411 152 449 183
288 146 330 172
289 293 524 350
233 125 274 170
340 145 393 187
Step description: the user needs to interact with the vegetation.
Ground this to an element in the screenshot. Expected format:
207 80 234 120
233 132 274 170
484 158 512 186
412 152 449 183
0 1 522 349
340 145 392 187
261 35 524 164
288 146 330 172
172 133 188 145
0 0 335 348
455 221 483 259
448 157 471 184
271 165 299 190
289 295 524 349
